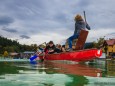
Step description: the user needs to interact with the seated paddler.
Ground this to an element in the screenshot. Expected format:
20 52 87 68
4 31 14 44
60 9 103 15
44 41 56 54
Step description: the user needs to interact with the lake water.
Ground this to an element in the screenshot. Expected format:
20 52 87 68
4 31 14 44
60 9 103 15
0 59 115 86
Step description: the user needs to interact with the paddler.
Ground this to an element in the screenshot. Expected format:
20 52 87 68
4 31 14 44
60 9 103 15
67 14 91 51
44 41 56 54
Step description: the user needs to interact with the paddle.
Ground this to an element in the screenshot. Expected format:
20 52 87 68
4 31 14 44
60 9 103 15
30 42 46 62
83 11 87 23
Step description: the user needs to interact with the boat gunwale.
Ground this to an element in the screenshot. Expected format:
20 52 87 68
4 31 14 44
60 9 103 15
46 48 98 55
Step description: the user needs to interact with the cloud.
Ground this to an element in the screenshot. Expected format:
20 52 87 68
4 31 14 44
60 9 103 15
106 32 115 36
20 35 30 39
18 32 68 45
0 16 14 25
2 27 18 33
87 28 115 42
0 0 115 44
105 32 115 39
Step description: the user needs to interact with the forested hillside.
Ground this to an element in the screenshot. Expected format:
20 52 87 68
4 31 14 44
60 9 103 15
0 36 37 54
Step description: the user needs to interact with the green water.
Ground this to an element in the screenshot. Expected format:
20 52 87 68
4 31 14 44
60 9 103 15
0 60 115 86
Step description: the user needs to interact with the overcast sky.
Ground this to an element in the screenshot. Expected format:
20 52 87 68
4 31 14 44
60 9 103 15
0 0 115 45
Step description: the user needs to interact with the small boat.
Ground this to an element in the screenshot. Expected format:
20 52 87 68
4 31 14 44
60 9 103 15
39 30 102 62
40 48 102 62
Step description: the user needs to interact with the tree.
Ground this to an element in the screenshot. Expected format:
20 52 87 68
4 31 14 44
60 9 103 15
92 37 105 48
0 36 38 53
3 51 8 57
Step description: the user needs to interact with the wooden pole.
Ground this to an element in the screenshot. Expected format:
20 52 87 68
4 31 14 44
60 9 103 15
83 11 87 23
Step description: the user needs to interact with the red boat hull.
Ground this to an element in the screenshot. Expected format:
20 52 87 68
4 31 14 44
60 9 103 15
40 48 102 62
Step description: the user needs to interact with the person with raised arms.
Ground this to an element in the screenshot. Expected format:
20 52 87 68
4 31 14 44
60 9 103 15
67 14 91 51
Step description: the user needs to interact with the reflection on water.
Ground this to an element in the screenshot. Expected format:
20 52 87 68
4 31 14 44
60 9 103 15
0 59 115 86
107 59 115 76
0 74 74 86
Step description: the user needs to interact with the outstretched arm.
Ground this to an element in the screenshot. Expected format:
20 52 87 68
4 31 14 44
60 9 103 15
86 23 91 30
83 11 91 30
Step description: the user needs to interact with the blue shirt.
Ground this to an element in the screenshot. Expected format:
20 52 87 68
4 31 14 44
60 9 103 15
74 20 90 35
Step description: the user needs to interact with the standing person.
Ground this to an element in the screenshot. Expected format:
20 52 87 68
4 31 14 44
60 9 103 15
67 14 91 51
44 41 56 54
